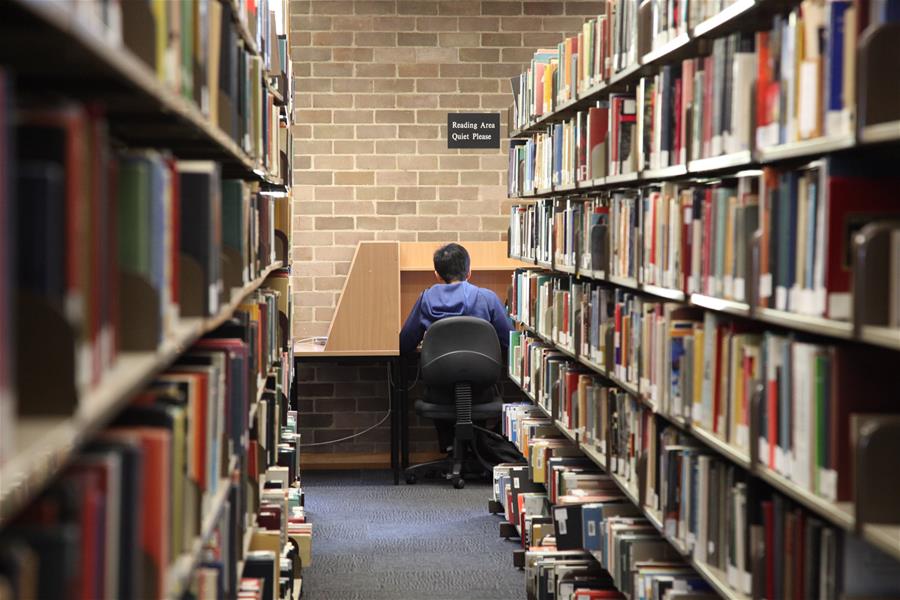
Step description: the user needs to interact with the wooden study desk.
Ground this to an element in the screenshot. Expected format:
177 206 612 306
293 240 520 483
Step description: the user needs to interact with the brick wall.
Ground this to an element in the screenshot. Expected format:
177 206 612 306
290 0 592 455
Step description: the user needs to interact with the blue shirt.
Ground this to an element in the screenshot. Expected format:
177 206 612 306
399 281 512 355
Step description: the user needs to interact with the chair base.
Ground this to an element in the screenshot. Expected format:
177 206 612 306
403 434 493 489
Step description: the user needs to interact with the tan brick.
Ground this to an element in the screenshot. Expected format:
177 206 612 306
460 231 502 241
314 185 355 200
415 109 447 124
316 245 357 261
415 16 459 31
312 94 353 109
397 95 439 109
333 261 352 275
313 62 354 77
333 109 375 124
293 155 312 170
482 63 524 77
334 140 374 154
333 201 376 215
334 231 377 245
290 1 312 16
458 79 499 93
418 231 459 242
376 170 418 186
419 171 459 185
355 185 396 200
399 125 439 139
466 170 501 185
417 139 455 154
355 63 396 78
296 291 333 306
332 47 374 62
415 47 458 63
334 171 375 185
398 32 438 46
398 1 438 15
481 32 522 46
354 32 397 46
479 155 509 170
437 32 481 47
502 47 538 62
375 109 415 124
438 216 480 230
296 109 333 124
397 63 440 78
481 215 511 230
293 15 332 30
355 155 397 170
542 16 591 31
524 2 564 15
482 2 522 15
331 15 373 30
481 93 514 109
566 1 603 15
377 139 417 154
457 16 500 31
296 201 334 216
376 201 417 215
374 47 416 63
397 155 439 170
357 216 397 229
458 47 498 63
356 124 398 139
416 78 456 93
439 63 479 78
374 78 415 93
398 216 438 230
313 155 352 170
354 94 396 108
438 1 479 15
315 307 335 322
315 216 354 230
376 231 417 241
397 185 437 200
297 47 332 62
312 31 353 45
312 124 356 138
296 170 334 185
373 16 416 31
519 31 564 45
302 78 333 92
311 1 353 14
439 94 480 108
418 201 460 215
438 155 480 170
296 140 333 155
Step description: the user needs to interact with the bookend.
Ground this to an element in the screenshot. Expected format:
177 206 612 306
852 221 900 334
119 270 162 351
15 291 78 415
274 229 289 264
858 22 900 128
180 253 207 318
500 521 518 540
488 499 504 514
222 246 245 291
854 416 900 527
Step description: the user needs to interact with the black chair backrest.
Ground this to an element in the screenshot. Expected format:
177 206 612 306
420 316 502 387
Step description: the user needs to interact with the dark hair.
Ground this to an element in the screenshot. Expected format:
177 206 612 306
433 243 470 283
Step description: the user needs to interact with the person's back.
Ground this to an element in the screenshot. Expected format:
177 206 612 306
399 243 511 354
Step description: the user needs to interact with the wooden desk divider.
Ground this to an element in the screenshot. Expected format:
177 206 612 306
297 240 517 357
322 241 400 355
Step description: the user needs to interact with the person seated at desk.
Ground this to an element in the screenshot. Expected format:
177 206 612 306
399 242 512 454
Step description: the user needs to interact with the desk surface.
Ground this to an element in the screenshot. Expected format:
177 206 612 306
293 341 399 357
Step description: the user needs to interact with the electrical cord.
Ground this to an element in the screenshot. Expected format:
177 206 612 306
297 363 392 447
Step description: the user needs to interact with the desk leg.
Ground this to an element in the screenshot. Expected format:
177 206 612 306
399 355 409 470
390 358 400 485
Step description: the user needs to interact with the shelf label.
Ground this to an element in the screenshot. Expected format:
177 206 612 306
447 113 501 148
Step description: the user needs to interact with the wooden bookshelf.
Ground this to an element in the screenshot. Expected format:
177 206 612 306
0 261 283 525
0 0 284 187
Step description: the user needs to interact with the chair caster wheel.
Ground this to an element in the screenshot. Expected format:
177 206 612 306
453 478 465 489
405 474 417 484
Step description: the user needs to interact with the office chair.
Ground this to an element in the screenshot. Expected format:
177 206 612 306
403 316 506 489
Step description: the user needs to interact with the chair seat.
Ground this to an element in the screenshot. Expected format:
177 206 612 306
414 398 504 420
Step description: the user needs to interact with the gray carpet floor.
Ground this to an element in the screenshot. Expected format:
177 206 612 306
301 470 523 600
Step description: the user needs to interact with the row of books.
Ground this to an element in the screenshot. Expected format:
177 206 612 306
495 407 711 599
0 282 299 600
508 98 639 194
509 156 900 322
509 0 898 186
503 357 900 599
509 272 900 507
0 99 290 445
